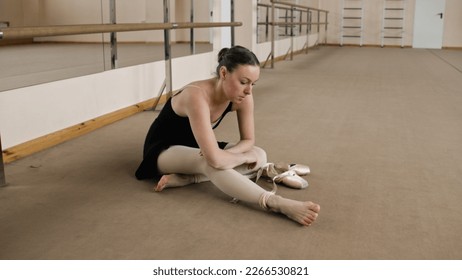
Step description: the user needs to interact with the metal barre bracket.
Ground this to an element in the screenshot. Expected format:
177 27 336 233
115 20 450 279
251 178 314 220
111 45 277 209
0 134 6 187
0 31 3 39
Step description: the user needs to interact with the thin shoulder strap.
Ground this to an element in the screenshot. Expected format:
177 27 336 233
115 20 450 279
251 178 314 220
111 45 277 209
173 84 204 97
183 84 203 90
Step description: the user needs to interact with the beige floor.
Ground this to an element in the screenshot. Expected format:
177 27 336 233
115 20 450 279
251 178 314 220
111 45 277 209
1 46 462 260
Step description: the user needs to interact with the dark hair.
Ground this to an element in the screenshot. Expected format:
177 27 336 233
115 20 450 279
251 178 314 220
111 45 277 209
216 45 260 77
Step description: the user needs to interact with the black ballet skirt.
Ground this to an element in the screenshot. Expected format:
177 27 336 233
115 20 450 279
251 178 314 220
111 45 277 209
135 96 232 180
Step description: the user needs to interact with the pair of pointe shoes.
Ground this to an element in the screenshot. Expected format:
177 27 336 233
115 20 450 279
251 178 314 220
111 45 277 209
258 162 310 190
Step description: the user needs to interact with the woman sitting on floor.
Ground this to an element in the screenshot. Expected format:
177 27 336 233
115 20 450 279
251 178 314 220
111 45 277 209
135 45 320 226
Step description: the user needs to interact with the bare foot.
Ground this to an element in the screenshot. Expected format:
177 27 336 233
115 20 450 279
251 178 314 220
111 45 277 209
154 174 195 192
267 195 320 226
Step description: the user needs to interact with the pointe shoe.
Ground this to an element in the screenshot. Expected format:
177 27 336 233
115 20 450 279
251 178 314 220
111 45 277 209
258 163 310 179
255 163 309 191
274 170 309 189
274 163 310 176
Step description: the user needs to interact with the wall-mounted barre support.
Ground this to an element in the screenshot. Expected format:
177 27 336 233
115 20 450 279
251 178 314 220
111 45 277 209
0 134 6 187
267 0 329 68
231 0 235 46
190 0 195 54
110 0 118 69
163 0 173 101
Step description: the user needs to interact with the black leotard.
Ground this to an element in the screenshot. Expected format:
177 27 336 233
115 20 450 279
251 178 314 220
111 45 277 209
135 91 233 180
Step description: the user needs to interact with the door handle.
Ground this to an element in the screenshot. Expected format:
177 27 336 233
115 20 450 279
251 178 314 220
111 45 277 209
437 13 443 19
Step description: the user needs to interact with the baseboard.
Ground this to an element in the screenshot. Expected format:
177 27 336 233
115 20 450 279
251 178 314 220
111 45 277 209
2 95 168 164
443 46 462 50
0 38 34 46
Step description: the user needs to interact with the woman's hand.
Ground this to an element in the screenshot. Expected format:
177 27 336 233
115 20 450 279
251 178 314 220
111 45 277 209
244 149 258 170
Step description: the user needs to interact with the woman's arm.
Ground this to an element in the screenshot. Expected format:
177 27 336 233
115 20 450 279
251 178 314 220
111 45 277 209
183 90 257 170
224 95 255 154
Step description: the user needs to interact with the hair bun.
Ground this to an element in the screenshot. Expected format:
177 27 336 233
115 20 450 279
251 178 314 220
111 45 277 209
218 48 230 63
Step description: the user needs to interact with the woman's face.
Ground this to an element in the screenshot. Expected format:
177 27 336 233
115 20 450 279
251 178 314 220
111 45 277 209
221 64 260 103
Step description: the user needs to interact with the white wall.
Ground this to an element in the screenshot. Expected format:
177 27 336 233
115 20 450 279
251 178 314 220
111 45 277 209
235 0 256 50
320 0 462 47
443 0 462 48
256 33 319 63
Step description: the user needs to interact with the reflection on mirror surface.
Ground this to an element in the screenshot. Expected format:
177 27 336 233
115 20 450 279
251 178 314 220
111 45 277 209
0 0 212 92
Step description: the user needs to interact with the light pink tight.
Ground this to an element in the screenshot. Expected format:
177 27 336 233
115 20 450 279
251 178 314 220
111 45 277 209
156 144 269 203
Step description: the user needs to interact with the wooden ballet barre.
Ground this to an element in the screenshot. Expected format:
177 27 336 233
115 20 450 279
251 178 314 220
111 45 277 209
0 22 242 40
257 22 328 27
270 0 329 13
273 22 329 26
258 3 296 11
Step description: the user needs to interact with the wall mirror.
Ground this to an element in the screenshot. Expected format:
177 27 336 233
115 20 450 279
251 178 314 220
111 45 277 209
0 0 213 92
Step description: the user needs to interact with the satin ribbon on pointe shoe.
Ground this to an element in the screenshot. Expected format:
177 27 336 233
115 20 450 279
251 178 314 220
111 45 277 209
274 163 311 176
230 162 309 204
255 163 309 190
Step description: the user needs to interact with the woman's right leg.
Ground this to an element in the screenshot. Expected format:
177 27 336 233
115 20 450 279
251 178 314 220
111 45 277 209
156 144 267 190
156 146 265 199
156 145 320 226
